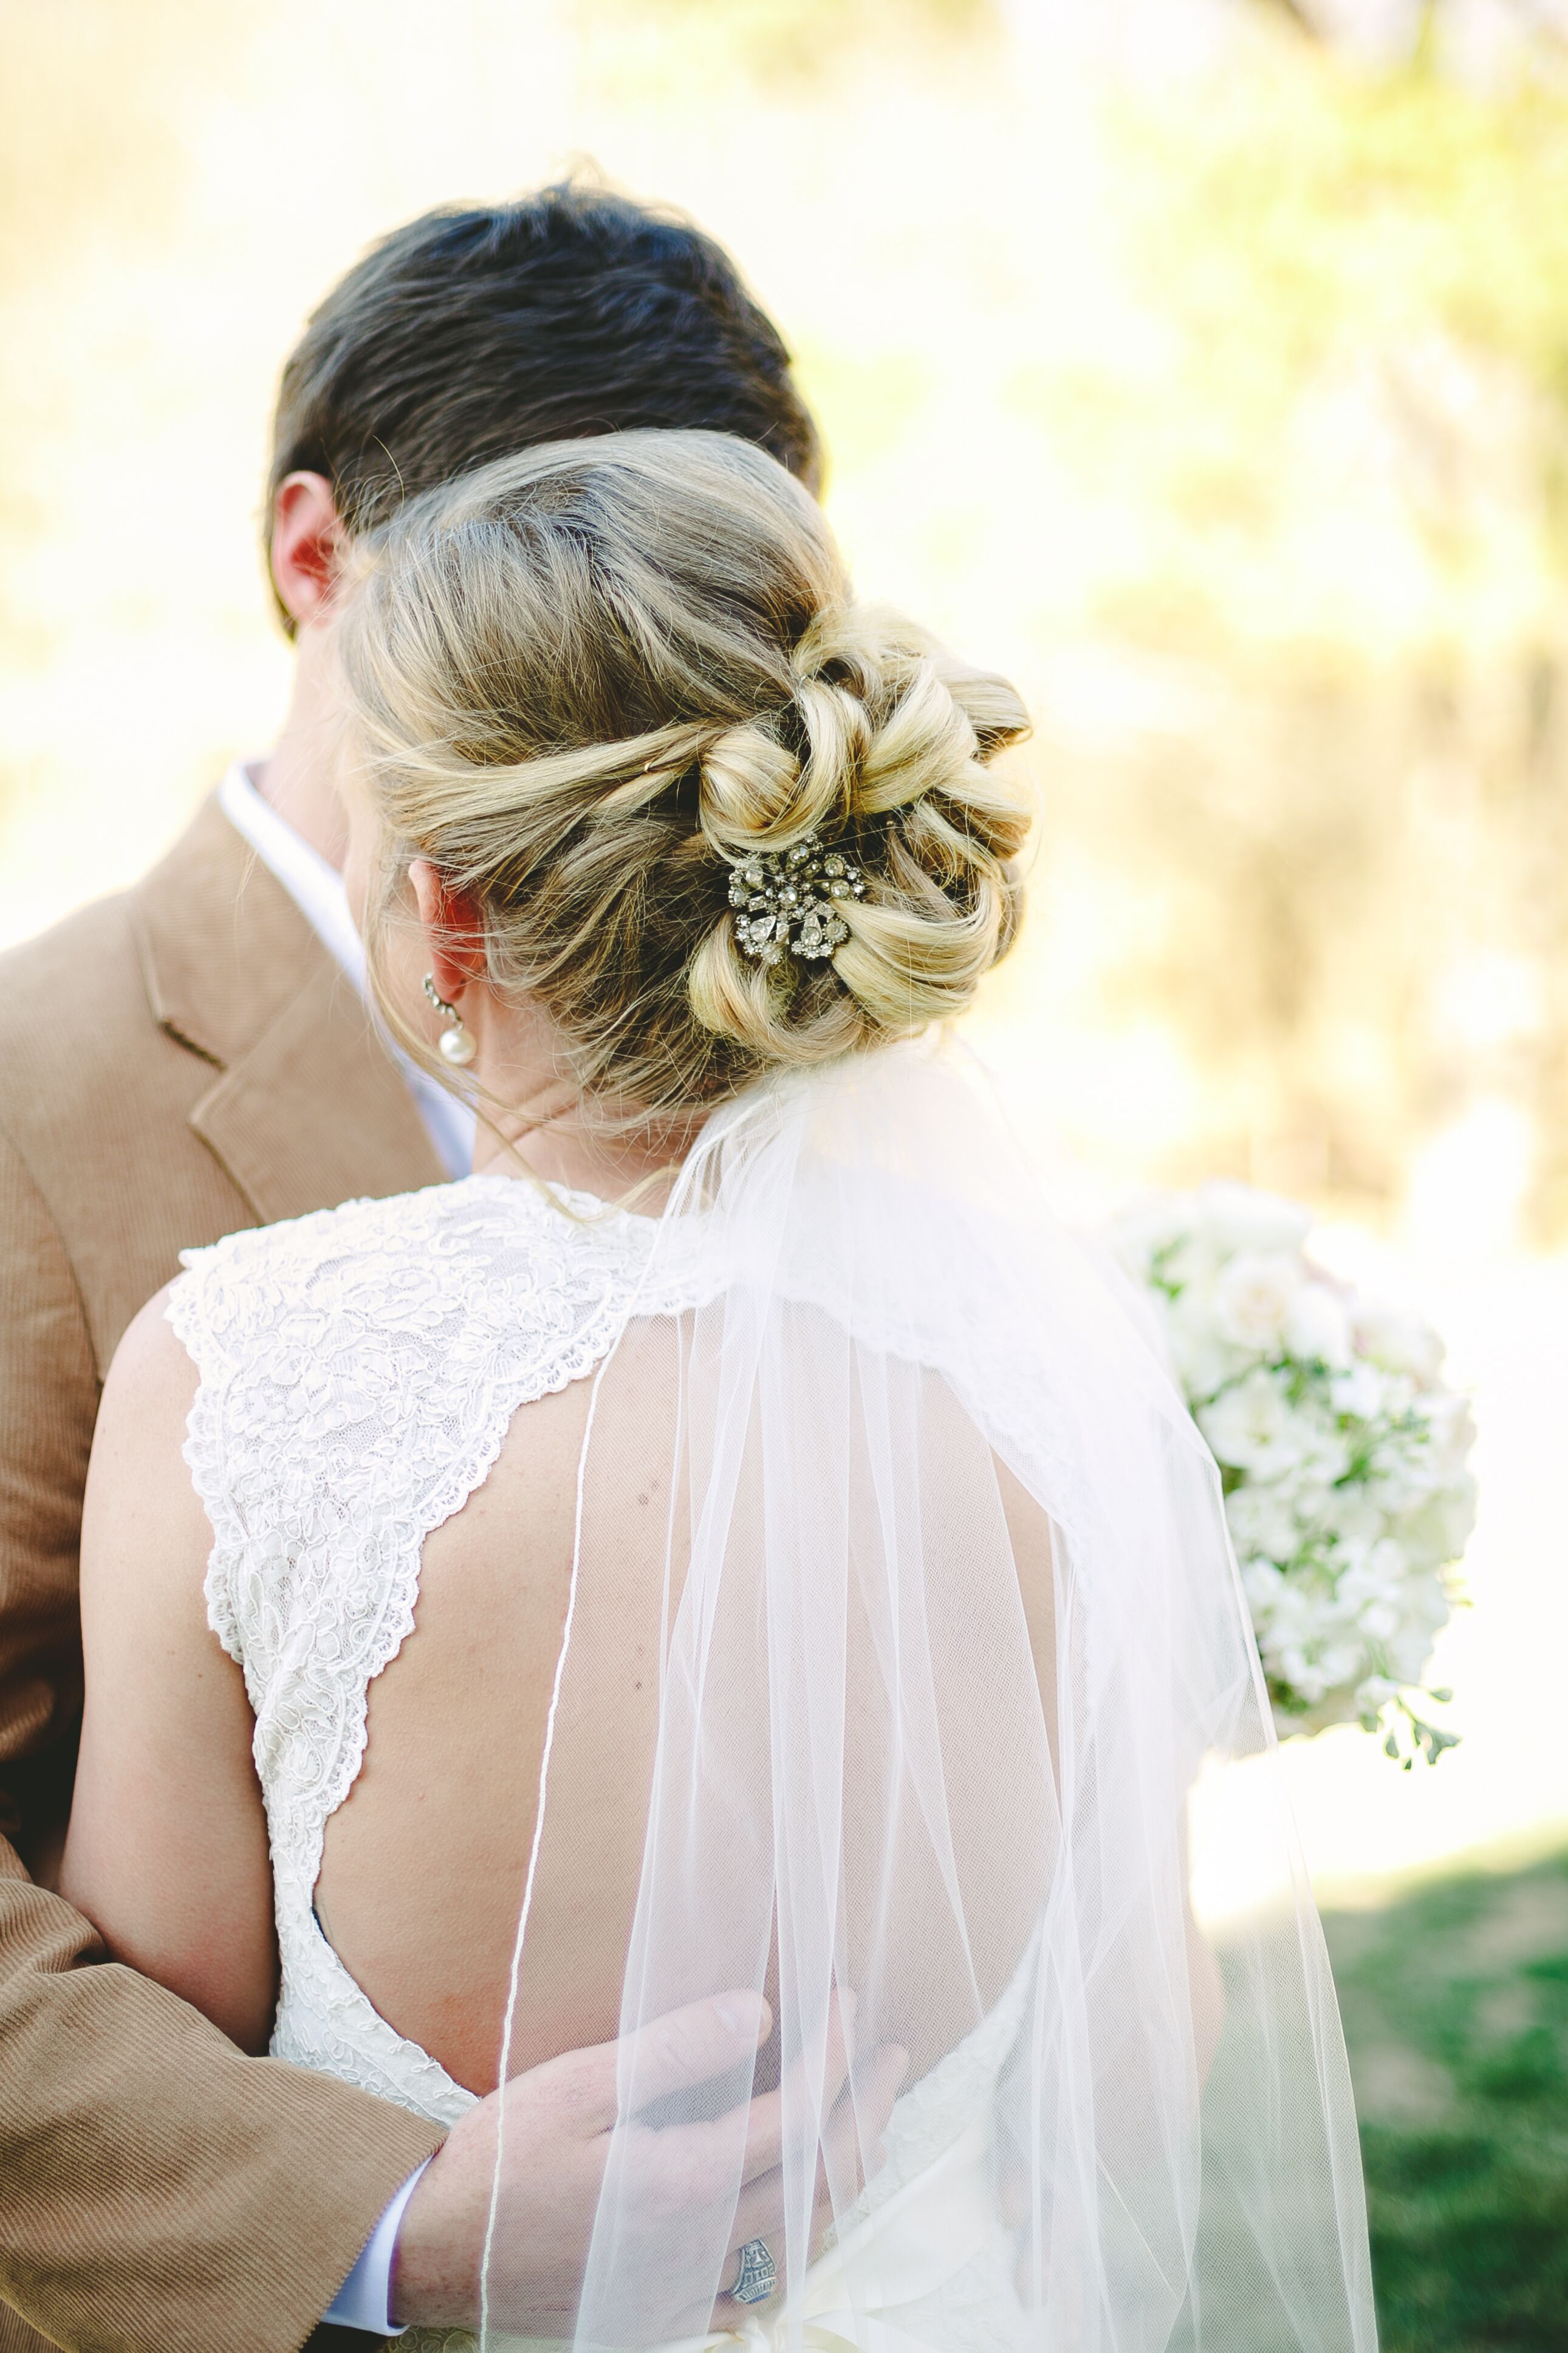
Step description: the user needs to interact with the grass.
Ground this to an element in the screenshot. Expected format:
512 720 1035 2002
1321 1845 1568 2351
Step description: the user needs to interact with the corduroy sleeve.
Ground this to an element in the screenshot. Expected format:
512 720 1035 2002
0 1130 442 2353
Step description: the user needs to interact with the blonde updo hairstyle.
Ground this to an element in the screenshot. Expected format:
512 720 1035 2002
337 429 1032 1122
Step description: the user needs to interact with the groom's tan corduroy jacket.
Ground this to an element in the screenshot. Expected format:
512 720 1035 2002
0 795 448 2353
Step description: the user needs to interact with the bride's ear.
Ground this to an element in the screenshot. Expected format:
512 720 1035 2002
271 472 344 627
409 859 488 1005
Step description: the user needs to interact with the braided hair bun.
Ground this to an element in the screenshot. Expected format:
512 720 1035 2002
339 430 1032 1115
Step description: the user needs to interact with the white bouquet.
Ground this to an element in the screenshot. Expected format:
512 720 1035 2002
1109 1183 1477 1765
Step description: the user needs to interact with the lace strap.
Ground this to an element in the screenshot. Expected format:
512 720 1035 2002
164 1180 664 1900
166 1220 301 1681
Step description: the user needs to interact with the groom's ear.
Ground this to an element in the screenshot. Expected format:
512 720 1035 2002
270 471 343 627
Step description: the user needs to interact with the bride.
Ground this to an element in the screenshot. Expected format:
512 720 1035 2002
61 431 1375 2351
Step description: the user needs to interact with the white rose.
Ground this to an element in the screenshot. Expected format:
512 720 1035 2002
1195 1180 1313 1257
1351 1302 1445 1385
1391 1461 1475 1569
1415 1392 1477 1475
1211 1252 1306 1354
1199 1367 1310 1477
1436 1475 1478 1558
1283 1282 1354 1368
1165 1294 1251 1402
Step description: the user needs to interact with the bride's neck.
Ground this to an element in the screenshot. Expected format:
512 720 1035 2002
465 1001 700 1206
471 1107 696 1206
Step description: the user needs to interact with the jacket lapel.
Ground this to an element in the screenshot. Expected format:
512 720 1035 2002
132 793 443 1224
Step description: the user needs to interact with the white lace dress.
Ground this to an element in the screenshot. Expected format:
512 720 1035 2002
168 1178 1031 2353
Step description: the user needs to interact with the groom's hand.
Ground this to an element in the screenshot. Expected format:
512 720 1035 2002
391 1988 905 2340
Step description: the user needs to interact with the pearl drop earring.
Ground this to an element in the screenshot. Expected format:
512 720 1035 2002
422 972 477 1068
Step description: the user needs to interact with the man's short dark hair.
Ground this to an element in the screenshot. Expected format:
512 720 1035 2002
267 182 822 622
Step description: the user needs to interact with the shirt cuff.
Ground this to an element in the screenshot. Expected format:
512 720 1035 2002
323 2157 433 2336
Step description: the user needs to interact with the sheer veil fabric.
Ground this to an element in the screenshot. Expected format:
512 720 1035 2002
482 1041 1376 2353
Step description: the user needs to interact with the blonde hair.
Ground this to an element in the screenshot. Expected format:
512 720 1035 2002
338 429 1032 1122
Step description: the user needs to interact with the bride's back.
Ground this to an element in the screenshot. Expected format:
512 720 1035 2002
315 1321 665 2094
311 1302 1056 2100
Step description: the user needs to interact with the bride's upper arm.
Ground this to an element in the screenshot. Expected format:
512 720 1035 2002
59 1286 278 2053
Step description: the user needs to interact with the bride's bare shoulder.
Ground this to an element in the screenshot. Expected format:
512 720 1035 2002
65 1282 277 2050
98 1280 200 1450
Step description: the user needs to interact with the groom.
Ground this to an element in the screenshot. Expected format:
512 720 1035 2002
0 187 821 2353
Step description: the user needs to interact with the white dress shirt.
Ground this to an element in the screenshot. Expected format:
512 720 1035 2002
217 761 462 2332
217 763 476 1181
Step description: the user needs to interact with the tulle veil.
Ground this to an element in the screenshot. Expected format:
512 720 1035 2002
481 1037 1377 2353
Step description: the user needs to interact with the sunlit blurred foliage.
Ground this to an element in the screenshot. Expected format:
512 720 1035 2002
584 0 1001 88
0 1 210 656
1005 47 1568 1236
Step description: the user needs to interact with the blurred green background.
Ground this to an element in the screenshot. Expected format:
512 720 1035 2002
2 0 1567 2338
1323 1836 1568 2349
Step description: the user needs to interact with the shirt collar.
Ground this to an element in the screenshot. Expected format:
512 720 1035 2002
215 760 474 1180
217 760 368 991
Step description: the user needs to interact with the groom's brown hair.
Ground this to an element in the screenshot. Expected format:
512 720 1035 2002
265 182 822 630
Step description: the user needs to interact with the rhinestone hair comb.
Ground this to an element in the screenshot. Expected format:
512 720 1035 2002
727 833 867 968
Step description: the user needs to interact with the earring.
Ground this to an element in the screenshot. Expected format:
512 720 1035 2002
423 972 476 1067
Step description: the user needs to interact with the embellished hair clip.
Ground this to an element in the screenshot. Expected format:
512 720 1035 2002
728 833 867 967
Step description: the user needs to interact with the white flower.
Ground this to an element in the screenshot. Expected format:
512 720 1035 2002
1226 1483 1301 1564
1199 1367 1310 1477
1157 1231 1228 1305
1315 1482 1382 1547
1109 1180 1477 1754
1387 1615 1448 1683
1319 1635 1371 1690
1352 1301 1445 1386
1440 1477 1479 1549
1329 1361 1394 1423
1164 1293 1251 1401
1276 1649 1332 1705
1337 1532 1406 1595
1211 1251 1306 1353
1193 1180 1313 1257
1239 1554 1287 1618
1415 1392 1478 1475
1106 1192 1193 1279
1283 1282 1354 1367
1293 1414 1354 1489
